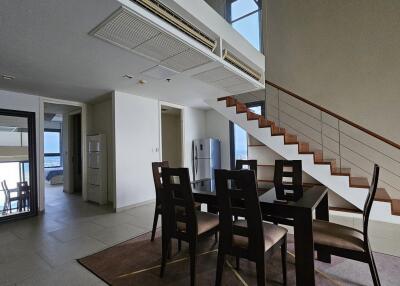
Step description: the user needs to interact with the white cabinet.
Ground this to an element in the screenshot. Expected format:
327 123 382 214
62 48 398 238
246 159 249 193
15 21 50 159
87 134 107 205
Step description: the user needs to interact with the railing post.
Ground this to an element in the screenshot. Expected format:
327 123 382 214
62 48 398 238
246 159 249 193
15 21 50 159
338 119 342 171
320 110 324 158
277 88 280 126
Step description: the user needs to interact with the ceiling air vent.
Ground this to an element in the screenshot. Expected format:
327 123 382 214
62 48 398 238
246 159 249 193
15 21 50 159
222 50 262 82
132 0 217 52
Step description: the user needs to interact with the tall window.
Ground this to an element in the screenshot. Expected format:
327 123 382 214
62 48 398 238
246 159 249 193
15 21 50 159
44 129 61 168
230 101 265 169
227 0 262 51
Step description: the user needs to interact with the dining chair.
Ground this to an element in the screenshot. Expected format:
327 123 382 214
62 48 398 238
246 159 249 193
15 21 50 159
263 160 302 226
1 180 10 214
235 159 258 178
313 164 381 286
160 167 219 286
151 161 169 241
215 169 287 286
151 162 202 243
1 180 19 213
16 181 30 211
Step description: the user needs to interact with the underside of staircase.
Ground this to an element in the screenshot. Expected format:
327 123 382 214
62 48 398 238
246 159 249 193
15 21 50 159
207 96 400 218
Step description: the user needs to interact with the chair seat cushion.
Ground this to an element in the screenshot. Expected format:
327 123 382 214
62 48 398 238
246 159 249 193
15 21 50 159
232 220 287 251
313 219 364 252
177 211 219 235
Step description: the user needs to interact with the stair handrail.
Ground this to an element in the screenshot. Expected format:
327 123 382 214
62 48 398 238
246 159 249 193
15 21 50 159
265 80 400 150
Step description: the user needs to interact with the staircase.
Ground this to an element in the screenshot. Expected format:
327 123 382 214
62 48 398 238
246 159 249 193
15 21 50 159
205 95 400 222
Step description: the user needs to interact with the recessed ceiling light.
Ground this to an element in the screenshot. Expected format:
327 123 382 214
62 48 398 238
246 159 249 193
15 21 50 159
122 74 133 79
1 74 15 80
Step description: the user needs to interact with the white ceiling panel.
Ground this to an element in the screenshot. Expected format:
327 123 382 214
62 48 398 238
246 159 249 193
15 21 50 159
134 32 189 61
162 48 212 72
191 66 234 83
92 8 160 50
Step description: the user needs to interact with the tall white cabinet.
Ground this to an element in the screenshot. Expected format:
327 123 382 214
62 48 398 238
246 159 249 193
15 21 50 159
87 134 107 205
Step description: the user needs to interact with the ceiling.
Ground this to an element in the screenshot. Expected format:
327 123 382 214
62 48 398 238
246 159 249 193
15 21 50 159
0 0 229 108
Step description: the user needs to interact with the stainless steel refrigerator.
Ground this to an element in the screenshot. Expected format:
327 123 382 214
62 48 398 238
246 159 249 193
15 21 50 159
192 138 221 191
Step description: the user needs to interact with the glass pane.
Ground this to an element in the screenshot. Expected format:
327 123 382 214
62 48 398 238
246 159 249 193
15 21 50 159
232 11 261 50
44 156 61 168
249 105 262 115
0 114 31 217
231 0 259 21
44 131 60 153
234 124 248 160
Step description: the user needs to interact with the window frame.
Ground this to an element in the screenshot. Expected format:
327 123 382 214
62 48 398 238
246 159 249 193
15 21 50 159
226 0 263 52
44 128 62 168
229 100 265 169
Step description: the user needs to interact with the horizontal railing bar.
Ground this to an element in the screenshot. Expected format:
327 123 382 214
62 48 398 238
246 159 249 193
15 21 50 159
265 80 400 150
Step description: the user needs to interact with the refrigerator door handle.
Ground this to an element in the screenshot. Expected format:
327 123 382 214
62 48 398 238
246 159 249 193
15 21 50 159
195 146 198 176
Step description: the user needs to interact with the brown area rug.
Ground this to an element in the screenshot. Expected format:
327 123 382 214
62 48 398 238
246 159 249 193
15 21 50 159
78 231 342 286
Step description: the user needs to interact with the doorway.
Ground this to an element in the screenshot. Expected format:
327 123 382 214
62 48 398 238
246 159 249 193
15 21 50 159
43 103 82 209
160 105 183 167
0 109 37 221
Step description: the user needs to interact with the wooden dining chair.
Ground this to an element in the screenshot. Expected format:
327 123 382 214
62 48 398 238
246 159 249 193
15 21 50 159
151 161 169 241
17 181 30 211
313 164 381 286
1 180 19 213
235 159 257 178
215 169 287 286
160 167 219 286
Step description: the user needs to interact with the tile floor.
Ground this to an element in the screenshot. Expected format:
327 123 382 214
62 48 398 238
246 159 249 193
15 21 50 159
0 185 154 285
0 185 399 285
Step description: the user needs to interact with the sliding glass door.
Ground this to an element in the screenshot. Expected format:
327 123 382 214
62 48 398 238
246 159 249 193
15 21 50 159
0 109 37 221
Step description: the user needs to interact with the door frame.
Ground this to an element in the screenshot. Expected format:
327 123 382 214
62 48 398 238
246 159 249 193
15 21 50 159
158 101 185 167
39 97 87 211
0 108 38 222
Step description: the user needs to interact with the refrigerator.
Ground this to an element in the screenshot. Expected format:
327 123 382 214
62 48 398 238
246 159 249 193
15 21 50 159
192 138 221 191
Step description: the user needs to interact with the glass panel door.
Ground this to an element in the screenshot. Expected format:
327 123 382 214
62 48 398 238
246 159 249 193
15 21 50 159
0 110 37 221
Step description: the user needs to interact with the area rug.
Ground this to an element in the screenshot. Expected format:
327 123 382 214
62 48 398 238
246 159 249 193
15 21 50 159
78 230 345 286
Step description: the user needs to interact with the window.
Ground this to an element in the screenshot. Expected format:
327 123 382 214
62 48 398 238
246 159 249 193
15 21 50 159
230 101 265 169
44 129 61 168
227 0 262 51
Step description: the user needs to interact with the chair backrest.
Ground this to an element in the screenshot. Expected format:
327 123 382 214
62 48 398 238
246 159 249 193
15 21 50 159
235 160 258 179
152 161 169 205
362 164 380 245
215 169 264 258
274 160 302 191
161 167 197 239
17 181 29 195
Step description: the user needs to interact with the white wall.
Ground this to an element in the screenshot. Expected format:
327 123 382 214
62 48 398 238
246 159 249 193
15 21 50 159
265 0 400 144
161 113 182 167
87 97 115 203
113 91 160 210
205 109 230 169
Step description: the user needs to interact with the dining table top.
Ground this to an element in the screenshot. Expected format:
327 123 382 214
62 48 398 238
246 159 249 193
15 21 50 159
192 184 328 210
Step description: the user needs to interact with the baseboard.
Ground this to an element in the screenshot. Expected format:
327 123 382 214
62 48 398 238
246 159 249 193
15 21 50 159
115 199 156 213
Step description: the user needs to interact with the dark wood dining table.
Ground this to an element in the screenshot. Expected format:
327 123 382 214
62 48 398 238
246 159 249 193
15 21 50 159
192 185 330 286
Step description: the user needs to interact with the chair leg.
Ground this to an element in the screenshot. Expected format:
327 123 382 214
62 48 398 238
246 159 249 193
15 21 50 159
151 210 159 242
236 256 240 270
368 252 381 286
256 258 266 286
215 250 225 286
189 241 197 286
178 239 182 251
167 239 172 259
214 232 218 244
281 236 287 285
160 234 168 277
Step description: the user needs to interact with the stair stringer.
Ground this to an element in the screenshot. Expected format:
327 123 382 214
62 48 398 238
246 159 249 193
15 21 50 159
205 98 368 210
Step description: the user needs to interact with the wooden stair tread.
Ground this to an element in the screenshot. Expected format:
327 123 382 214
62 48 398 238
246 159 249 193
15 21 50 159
332 167 351 176
329 206 363 214
350 177 369 188
298 142 309 152
375 188 392 203
392 200 400 216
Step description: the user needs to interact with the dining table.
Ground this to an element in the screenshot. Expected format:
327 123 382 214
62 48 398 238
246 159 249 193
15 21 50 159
191 184 330 286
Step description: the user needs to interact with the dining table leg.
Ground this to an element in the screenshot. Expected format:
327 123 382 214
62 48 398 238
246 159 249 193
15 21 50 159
294 209 315 286
315 194 331 263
